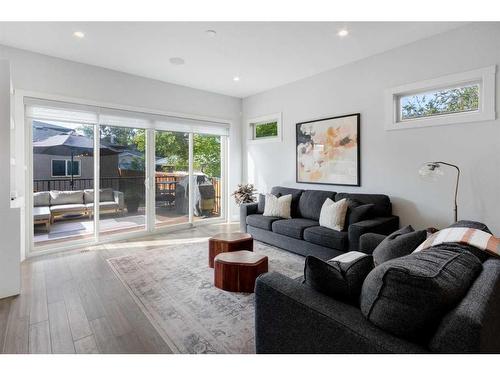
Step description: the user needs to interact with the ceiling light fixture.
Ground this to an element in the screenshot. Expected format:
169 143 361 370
233 76 240 82
205 30 217 38
169 57 185 65
73 31 85 39
337 29 349 37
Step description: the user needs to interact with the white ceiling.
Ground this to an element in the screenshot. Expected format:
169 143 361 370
0 22 465 98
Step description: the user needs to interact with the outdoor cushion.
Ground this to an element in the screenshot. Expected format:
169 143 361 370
272 218 318 240
298 190 336 221
360 249 482 342
49 203 86 213
246 214 283 231
303 225 348 250
50 190 84 205
33 191 50 207
85 201 119 210
33 206 51 220
84 188 115 203
304 252 374 305
372 226 427 266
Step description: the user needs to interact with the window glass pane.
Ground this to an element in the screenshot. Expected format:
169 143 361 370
254 121 278 138
33 120 94 249
155 130 189 227
67 160 80 176
400 84 479 121
193 134 222 220
99 125 146 236
52 160 66 176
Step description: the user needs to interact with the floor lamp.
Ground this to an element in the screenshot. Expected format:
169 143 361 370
418 161 461 223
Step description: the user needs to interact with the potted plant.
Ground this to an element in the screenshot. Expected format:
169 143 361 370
124 189 141 213
231 183 257 206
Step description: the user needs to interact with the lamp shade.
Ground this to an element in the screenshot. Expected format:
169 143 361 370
418 162 444 181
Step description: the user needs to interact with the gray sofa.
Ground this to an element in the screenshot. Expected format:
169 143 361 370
255 230 500 353
240 186 399 259
33 188 124 228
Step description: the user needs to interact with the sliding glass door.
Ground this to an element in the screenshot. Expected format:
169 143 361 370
98 125 146 236
154 130 190 228
193 133 223 221
27 98 228 253
32 119 95 248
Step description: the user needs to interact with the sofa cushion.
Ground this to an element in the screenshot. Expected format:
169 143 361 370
33 206 51 221
298 190 336 221
335 193 391 217
270 186 304 218
319 198 349 231
50 190 84 205
360 249 482 342
303 226 348 251
272 218 319 240
246 214 283 231
33 191 50 207
372 226 427 266
346 199 374 227
304 252 374 305
84 188 115 203
263 194 292 219
50 203 86 213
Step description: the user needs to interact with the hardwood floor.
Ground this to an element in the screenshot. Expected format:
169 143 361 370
0 222 239 354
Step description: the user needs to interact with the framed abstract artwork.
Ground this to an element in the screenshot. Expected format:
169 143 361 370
296 113 360 186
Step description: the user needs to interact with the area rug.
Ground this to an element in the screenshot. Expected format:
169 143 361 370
107 240 304 353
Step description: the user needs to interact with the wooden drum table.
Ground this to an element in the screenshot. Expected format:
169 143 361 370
214 251 268 293
208 232 253 268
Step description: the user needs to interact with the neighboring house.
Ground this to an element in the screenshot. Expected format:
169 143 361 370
32 121 120 190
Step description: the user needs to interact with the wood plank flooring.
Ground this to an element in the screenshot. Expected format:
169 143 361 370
0 222 239 354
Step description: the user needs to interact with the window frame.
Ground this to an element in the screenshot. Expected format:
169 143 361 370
51 158 81 177
247 112 282 143
385 66 496 131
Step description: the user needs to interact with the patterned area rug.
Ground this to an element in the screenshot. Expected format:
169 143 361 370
107 240 304 354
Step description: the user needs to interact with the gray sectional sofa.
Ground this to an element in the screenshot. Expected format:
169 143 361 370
240 186 399 259
33 188 124 228
254 221 500 353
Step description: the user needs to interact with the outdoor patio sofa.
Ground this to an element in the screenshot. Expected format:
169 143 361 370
33 188 124 229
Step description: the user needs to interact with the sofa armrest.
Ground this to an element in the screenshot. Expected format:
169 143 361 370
359 233 387 254
348 215 399 251
240 202 258 232
113 191 124 210
255 272 427 353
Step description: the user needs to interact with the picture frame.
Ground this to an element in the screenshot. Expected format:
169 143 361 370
296 113 360 186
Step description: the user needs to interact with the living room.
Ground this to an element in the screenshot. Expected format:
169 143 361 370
0 0 499 373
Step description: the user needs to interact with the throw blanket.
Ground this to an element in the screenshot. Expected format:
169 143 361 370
414 227 500 258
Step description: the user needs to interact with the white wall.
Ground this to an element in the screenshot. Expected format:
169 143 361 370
242 23 500 234
0 61 21 298
0 44 243 260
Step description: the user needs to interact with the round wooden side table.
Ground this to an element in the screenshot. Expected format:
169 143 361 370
214 250 268 293
208 232 253 268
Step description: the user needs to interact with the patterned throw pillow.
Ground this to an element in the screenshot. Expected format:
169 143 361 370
263 193 292 218
319 198 349 231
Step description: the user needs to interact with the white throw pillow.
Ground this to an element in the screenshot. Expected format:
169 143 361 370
319 198 349 231
263 193 292 219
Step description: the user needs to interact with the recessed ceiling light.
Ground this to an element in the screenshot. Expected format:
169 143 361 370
337 29 349 37
169 57 185 65
205 30 217 38
233 76 240 82
73 31 85 39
